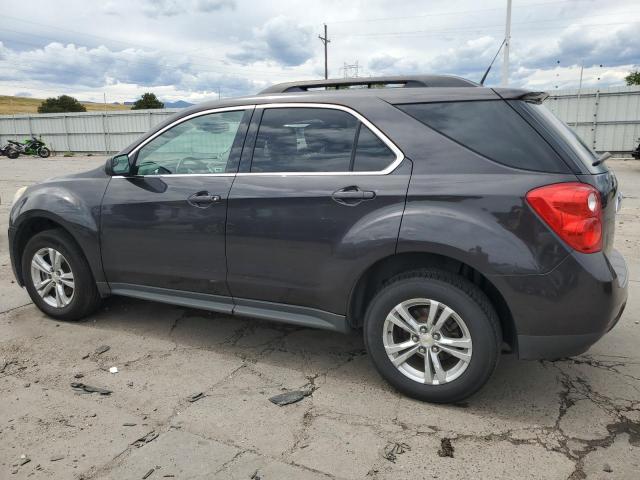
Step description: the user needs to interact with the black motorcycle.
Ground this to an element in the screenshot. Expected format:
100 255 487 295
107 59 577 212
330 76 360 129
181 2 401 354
0 142 20 159
632 138 640 160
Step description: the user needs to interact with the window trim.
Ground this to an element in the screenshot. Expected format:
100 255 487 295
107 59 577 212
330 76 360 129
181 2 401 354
239 103 404 176
117 105 254 178
115 103 404 178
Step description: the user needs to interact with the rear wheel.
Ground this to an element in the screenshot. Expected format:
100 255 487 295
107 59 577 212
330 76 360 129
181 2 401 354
364 269 501 403
7 148 19 159
22 229 101 320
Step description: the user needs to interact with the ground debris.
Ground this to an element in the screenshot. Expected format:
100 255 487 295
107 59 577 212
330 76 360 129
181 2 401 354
71 382 112 395
269 390 305 406
49 455 64 462
95 345 111 355
251 470 262 479
437 438 454 458
142 467 154 479
383 442 411 463
603 463 613 473
133 431 159 447
1 359 17 374
187 392 205 403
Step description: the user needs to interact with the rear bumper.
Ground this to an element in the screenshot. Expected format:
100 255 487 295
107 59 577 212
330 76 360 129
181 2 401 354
491 248 628 360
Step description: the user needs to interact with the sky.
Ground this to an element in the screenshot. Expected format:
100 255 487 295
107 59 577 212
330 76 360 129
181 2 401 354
0 0 638 104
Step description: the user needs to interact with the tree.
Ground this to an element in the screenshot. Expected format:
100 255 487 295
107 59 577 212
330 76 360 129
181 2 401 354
38 95 86 113
131 92 164 110
625 71 640 86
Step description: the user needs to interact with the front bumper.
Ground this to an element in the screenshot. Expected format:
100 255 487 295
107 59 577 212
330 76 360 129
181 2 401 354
8 226 22 286
491 248 628 360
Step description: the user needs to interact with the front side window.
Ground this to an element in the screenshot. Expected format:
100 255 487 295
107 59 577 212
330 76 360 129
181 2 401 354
135 110 246 175
250 107 397 173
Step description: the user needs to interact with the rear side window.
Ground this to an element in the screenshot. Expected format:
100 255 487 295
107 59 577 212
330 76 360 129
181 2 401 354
353 125 396 171
251 108 357 172
397 101 568 173
250 107 397 173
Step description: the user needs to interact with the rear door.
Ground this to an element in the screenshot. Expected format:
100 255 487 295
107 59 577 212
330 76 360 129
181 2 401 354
225 104 412 315
101 107 252 295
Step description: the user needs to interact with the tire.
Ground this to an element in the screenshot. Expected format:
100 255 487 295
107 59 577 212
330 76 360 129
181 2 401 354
7 148 19 159
364 269 501 403
38 147 51 158
22 229 101 321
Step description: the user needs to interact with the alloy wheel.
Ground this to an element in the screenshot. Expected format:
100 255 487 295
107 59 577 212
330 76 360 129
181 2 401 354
30 247 75 308
382 298 472 385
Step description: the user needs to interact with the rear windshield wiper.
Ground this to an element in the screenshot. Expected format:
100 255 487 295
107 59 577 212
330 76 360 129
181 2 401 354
592 151 611 167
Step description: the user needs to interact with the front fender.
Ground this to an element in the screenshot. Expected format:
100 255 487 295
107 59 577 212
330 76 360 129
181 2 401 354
10 177 110 287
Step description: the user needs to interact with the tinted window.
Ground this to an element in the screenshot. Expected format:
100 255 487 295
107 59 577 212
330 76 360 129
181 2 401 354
397 101 567 173
251 108 358 172
136 110 245 175
520 101 604 173
353 125 395 171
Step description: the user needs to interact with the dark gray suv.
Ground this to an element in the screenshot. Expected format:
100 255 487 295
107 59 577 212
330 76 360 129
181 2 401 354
8 75 628 402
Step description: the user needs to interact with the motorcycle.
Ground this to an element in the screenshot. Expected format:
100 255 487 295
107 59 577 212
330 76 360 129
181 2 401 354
0 142 20 159
8 136 51 158
632 138 640 160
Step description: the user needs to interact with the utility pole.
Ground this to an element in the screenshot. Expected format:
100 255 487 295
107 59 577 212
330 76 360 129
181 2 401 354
318 24 330 79
501 0 512 87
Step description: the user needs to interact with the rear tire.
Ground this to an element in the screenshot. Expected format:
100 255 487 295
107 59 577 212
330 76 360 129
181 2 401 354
364 269 501 403
7 148 19 159
22 229 101 321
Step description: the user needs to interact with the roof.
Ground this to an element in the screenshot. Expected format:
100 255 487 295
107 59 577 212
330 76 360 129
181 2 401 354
259 75 479 94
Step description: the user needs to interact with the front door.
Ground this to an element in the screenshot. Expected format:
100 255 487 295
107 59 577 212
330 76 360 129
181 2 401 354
226 105 411 314
101 107 252 295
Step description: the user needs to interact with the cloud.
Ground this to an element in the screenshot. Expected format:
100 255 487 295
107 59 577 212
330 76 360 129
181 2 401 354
142 0 235 18
228 16 314 67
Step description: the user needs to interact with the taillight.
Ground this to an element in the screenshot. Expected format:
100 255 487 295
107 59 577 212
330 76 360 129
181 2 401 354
526 182 602 254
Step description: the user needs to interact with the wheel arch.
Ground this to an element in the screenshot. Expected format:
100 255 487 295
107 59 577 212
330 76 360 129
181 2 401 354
347 251 517 352
12 212 101 289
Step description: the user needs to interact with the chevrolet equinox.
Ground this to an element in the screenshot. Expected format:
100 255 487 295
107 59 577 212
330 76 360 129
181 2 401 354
8 75 628 402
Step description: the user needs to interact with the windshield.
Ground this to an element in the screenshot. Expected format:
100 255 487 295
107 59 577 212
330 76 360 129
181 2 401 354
521 102 606 173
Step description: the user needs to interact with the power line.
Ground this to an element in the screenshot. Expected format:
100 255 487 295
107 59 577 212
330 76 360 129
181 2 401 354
327 0 603 24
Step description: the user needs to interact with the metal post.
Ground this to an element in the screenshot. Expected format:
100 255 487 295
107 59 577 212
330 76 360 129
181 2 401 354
591 89 600 152
319 24 330 79
574 62 584 127
501 0 512 87
103 93 110 154
63 114 71 153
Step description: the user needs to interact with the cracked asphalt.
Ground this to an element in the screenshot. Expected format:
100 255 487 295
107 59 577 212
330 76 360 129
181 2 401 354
1 156 639 479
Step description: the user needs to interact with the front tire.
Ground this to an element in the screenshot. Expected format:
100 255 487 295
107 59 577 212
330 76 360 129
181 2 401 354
364 269 501 403
22 229 101 321
38 147 51 158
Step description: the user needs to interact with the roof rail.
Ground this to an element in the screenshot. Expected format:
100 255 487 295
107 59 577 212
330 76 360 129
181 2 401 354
259 75 478 94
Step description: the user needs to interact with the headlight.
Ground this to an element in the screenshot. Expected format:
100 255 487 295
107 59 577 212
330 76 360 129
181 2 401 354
11 186 28 206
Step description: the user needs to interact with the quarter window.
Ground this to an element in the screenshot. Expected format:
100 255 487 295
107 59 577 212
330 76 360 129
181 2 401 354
397 101 566 173
250 107 397 173
135 110 246 175
353 125 396 172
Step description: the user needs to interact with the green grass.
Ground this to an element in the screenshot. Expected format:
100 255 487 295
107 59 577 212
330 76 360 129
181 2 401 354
0 96 131 115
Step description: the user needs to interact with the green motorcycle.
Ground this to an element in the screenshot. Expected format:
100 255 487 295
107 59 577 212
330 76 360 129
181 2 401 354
8 136 51 158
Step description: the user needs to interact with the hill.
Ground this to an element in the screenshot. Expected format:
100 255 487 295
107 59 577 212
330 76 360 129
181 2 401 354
0 96 131 115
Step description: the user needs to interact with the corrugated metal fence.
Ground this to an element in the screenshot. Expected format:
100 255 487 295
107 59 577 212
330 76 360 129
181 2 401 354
0 108 180 154
546 86 640 155
1 85 639 154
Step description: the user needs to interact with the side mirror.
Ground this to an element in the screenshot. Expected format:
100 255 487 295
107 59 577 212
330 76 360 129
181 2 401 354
106 154 132 176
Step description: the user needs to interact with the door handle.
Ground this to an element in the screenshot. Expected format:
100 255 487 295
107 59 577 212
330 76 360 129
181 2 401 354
332 187 376 205
188 191 221 208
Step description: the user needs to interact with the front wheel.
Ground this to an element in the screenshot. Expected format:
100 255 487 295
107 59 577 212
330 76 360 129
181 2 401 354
7 148 19 159
364 269 501 403
22 229 101 320
38 147 51 158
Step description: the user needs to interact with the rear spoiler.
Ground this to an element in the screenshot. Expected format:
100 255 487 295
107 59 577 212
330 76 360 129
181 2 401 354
519 92 549 104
